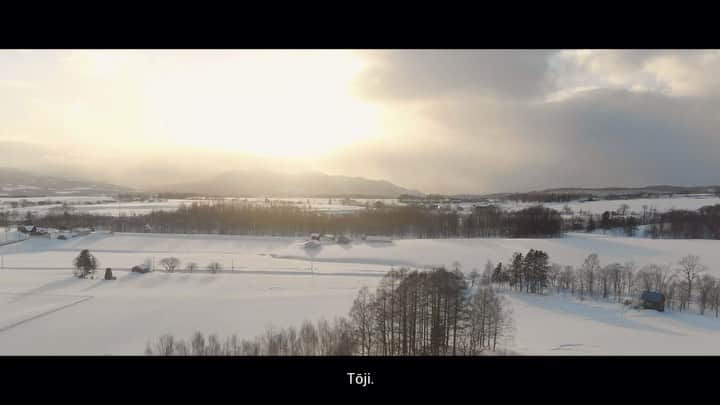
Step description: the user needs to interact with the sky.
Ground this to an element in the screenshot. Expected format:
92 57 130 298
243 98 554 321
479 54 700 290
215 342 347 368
2 49 720 194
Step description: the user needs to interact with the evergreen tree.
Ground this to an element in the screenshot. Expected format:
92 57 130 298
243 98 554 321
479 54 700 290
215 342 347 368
73 249 98 279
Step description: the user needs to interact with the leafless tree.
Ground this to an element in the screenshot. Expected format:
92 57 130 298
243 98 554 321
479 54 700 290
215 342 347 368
697 274 716 315
581 254 600 298
349 286 375 355
677 255 705 310
191 331 205 355
159 257 181 272
207 261 223 274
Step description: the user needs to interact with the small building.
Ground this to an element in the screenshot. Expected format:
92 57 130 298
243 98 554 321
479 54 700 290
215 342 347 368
640 291 665 312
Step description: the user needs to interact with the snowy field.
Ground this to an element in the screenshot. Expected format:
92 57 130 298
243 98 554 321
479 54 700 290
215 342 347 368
507 293 720 355
0 198 192 217
3 194 720 219
2 232 720 355
0 196 395 217
498 194 720 215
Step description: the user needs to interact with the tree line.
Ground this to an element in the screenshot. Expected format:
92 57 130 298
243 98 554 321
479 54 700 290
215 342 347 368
485 251 720 316
506 192 591 203
144 266 514 355
647 205 720 239
32 202 563 239
19 200 720 240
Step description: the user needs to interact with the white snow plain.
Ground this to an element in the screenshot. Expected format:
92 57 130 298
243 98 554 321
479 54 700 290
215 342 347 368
2 231 720 355
498 194 720 215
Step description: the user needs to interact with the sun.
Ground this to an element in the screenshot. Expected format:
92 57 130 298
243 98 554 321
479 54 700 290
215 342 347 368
142 50 382 158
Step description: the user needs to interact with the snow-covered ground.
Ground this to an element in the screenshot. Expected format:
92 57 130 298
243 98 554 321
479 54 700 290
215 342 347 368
3 194 720 220
1 232 720 354
0 199 192 217
0 196 396 217
0 270 369 354
507 293 720 355
498 194 720 215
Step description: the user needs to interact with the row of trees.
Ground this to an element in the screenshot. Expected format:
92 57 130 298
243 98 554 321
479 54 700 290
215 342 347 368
72 251 225 276
463 205 562 238
36 203 564 239
580 204 720 239
145 267 514 356
506 192 591 203
483 251 720 316
350 268 513 355
22 199 720 240
158 257 223 273
584 211 640 236
145 319 357 356
647 205 720 239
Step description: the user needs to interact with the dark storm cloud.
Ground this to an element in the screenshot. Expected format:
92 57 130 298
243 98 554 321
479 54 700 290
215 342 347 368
353 50 558 101
342 50 720 193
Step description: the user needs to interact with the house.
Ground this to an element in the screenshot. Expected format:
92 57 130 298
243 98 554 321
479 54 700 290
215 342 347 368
310 233 320 241
640 291 665 312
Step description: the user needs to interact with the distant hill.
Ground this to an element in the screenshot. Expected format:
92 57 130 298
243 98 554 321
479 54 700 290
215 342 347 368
159 169 424 198
0 167 130 197
539 185 720 196
476 185 720 200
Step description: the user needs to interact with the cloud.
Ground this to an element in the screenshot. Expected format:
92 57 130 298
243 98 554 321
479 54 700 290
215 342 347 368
2 50 720 195
333 50 720 193
334 88 720 193
548 50 720 97
352 50 557 101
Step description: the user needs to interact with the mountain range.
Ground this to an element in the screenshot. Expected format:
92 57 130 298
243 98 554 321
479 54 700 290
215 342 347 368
0 167 130 197
159 169 424 198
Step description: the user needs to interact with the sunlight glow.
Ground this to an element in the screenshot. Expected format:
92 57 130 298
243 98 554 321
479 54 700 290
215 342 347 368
138 50 383 157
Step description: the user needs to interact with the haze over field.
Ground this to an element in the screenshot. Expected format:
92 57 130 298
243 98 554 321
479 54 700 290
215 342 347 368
3 50 720 194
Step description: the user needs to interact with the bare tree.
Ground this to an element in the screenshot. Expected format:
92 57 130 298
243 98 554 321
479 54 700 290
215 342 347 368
697 274 716 315
677 255 705 310
191 331 205 355
207 261 223 274
549 263 561 293
299 320 319 355
581 254 600 298
206 334 222 355
154 334 175 355
349 286 375 355
159 257 181 273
